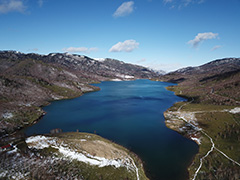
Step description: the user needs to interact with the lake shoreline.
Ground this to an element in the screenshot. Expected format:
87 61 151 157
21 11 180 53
1 79 199 180
163 84 240 179
0 83 102 145
23 79 198 179
162 85 199 180
0 79 152 180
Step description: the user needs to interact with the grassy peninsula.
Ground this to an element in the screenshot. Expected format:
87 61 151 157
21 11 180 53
0 132 148 180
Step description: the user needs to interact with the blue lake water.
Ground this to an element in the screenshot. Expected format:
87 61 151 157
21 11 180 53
24 79 198 180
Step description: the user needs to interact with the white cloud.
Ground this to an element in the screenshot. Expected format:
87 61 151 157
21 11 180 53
113 1 134 17
38 0 43 7
183 0 205 6
183 0 192 6
164 0 206 8
211 45 222 51
0 0 26 14
63 47 99 53
109 39 139 52
188 32 219 48
163 0 173 3
198 0 205 4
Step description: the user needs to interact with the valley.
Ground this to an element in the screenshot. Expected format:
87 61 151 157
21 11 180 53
0 51 239 179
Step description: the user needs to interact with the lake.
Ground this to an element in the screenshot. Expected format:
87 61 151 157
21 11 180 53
24 79 198 180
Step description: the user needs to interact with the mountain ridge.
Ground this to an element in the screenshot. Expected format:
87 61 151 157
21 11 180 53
0 50 161 80
160 57 240 105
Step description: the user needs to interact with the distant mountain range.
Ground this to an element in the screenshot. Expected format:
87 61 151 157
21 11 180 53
160 58 240 105
0 50 160 81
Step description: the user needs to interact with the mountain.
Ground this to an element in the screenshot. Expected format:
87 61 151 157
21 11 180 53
0 51 158 81
160 58 240 105
147 68 166 75
161 58 240 180
0 50 160 138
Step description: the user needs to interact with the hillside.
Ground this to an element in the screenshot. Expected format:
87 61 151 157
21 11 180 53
0 50 160 140
0 132 148 180
161 58 240 180
160 58 240 105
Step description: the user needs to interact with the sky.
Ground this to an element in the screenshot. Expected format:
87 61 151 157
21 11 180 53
0 0 240 72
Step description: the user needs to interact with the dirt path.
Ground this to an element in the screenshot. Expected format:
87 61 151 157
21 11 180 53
192 131 215 180
175 99 240 179
214 147 240 167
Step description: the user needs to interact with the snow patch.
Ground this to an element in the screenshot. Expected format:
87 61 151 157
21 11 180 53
229 107 240 114
124 75 135 79
2 113 13 119
51 94 62 100
25 135 139 176
58 146 126 168
26 135 51 149
94 58 106 62
0 171 28 180
191 137 201 145
18 102 32 107
116 74 135 79
111 79 122 81
7 145 18 154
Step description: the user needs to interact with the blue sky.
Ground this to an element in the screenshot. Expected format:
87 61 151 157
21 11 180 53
0 0 239 71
